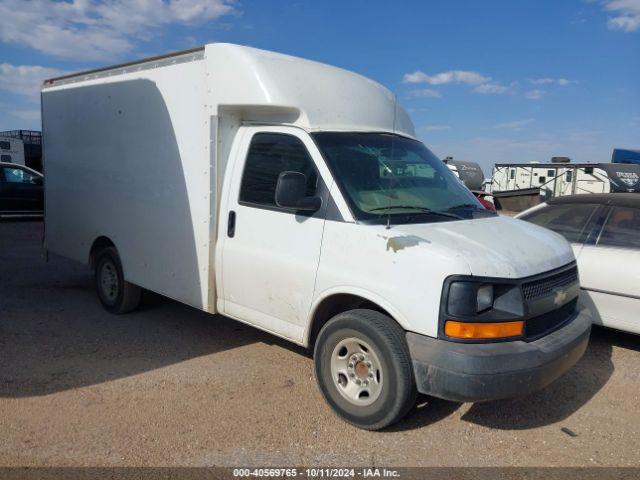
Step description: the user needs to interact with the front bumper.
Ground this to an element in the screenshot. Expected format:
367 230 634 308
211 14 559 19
406 306 592 402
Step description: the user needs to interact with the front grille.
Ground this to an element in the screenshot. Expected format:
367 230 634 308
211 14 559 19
521 266 578 300
525 298 577 340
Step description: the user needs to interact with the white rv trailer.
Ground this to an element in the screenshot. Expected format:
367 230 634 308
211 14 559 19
491 162 640 198
0 136 25 166
41 43 591 429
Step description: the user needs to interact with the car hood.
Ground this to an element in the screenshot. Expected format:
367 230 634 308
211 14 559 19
382 215 575 278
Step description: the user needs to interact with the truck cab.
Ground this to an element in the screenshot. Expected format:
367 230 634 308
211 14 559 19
215 123 591 429
42 43 592 430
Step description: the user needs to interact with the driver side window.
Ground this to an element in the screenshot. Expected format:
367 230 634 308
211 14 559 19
239 133 318 209
2 167 39 184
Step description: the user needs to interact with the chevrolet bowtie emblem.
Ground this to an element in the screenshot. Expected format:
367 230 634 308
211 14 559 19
553 289 568 306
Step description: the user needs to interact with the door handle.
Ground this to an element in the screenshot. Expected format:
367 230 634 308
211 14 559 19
227 210 236 238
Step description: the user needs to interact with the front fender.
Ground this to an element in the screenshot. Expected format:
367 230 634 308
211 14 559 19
304 285 412 347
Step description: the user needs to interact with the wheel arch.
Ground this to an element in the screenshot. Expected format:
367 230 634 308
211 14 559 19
88 236 116 268
305 288 410 348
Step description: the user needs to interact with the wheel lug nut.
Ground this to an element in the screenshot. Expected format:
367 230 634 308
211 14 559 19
363 380 368 386
349 372 355 378
358 355 364 361
356 379 361 385
348 363 353 368
368 373 374 378
366 361 371 367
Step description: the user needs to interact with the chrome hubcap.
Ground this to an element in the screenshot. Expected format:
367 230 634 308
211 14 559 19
99 260 119 303
330 337 383 406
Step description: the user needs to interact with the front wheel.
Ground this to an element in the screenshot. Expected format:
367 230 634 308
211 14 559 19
314 309 417 430
95 246 141 314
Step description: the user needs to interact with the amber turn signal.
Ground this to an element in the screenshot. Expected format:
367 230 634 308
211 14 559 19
444 320 524 339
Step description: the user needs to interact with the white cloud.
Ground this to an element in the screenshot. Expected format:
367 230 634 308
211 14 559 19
530 78 554 84
604 0 640 32
473 83 508 94
525 89 546 100
608 14 640 30
10 109 41 122
0 63 65 99
530 77 576 85
0 0 236 61
403 70 490 85
403 69 522 97
494 118 536 129
409 88 442 98
422 124 451 131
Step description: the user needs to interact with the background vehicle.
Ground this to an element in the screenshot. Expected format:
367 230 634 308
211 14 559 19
490 161 640 212
612 148 640 166
443 157 495 211
0 130 43 172
473 191 496 212
42 43 591 429
0 162 44 218
517 194 640 335
0 136 25 166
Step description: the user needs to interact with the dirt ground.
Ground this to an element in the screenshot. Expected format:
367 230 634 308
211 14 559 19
1 220 639 467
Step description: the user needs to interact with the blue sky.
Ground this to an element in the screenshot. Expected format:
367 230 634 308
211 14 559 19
0 0 638 172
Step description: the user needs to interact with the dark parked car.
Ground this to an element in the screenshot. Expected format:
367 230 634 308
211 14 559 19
0 162 44 218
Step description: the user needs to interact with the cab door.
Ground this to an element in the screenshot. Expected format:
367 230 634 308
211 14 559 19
217 126 335 343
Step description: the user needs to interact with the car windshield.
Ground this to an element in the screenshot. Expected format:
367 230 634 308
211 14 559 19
312 132 491 224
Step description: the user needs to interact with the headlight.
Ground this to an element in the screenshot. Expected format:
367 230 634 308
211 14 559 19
447 281 493 315
443 279 525 341
476 284 494 312
446 281 524 317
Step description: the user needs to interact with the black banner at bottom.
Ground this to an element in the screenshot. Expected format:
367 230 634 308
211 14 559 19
0 467 638 480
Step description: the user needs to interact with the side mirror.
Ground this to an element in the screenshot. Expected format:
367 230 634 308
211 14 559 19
275 171 322 212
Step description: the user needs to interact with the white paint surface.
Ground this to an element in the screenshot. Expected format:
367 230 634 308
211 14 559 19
576 244 640 334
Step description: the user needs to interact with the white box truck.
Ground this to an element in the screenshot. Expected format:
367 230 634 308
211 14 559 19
42 44 592 429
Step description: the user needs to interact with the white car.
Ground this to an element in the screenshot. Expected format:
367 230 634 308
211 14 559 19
518 194 640 335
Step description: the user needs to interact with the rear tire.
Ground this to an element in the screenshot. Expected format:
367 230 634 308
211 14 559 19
95 247 141 314
314 309 417 430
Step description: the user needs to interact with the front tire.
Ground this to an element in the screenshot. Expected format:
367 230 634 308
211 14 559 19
314 309 417 430
95 246 141 314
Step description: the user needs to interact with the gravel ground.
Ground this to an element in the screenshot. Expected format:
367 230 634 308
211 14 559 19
1 220 639 467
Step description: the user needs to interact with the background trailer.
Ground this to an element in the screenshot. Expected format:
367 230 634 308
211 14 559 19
490 162 640 211
0 136 25 166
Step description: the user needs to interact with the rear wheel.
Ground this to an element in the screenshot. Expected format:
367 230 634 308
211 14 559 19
314 309 417 430
95 247 141 314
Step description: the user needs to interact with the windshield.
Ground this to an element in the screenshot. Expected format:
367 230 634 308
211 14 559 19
312 132 492 224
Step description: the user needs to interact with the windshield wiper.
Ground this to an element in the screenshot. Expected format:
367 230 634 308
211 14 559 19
444 203 480 211
368 205 462 219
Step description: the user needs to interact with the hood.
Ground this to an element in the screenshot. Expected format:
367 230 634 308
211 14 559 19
384 216 574 279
